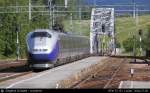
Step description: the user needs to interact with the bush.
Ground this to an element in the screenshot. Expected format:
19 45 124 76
116 41 121 48
142 25 150 51
123 36 140 52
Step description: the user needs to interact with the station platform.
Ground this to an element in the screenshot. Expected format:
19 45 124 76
0 56 107 88
119 81 150 88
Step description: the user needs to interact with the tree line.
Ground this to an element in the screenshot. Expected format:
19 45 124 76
0 0 63 59
0 0 88 59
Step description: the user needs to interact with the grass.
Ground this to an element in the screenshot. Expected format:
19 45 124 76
63 14 150 49
116 15 150 55
1 14 149 59
116 15 150 47
63 20 90 36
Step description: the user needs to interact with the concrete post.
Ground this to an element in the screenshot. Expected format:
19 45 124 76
29 0 31 20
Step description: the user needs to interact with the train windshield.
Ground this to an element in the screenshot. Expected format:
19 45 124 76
31 32 51 38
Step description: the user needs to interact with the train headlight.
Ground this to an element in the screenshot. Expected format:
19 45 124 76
32 49 48 52
43 49 48 51
33 49 38 52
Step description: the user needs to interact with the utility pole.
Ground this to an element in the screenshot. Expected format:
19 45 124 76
29 0 31 20
79 7 82 35
136 4 140 56
102 24 105 55
15 24 20 61
79 0 82 35
136 8 139 28
52 5 55 27
70 13 73 31
64 0 68 8
139 29 143 56
94 0 96 7
48 0 52 29
133 35 136 62
133 0 136 19
133 0 139 62
15 1 20 61
16 28 19 61
15 0 18 13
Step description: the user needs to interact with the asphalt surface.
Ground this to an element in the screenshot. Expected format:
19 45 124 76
0 56 107 88
119 81 150 88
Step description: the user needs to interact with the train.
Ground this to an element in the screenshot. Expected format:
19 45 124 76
26 29 90 69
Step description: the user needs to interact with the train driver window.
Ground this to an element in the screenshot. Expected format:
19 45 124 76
31 32 51 38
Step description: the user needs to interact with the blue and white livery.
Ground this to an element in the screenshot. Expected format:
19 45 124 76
26 29 90 69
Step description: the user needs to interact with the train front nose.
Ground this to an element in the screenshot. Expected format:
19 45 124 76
32 43 59 61
27 31 59 62
31 48 50 61
31 42 59 62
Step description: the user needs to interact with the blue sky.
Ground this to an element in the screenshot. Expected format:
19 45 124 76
84 0 150 5
83 0 150 14
84 0 150 11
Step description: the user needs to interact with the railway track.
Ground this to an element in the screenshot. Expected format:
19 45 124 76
0 54 91 83
0 55 90 83
70 57 150 88
111 55 150 60
103 59 125 88
0 53 90 71
0 64 32 83
1 55 144 85
0 71 32 83
0 55 139 72
0 59 27 71
0 57 149 88
71 58 127 88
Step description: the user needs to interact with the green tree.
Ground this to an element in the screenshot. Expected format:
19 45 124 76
0 14 17 57
0 0 77 59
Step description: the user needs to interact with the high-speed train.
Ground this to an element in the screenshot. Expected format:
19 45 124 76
26 29 90 69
